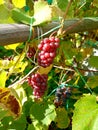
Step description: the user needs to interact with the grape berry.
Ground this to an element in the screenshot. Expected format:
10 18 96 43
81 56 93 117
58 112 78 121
38 37 60 67
54 87 71 107
28 73 48 99
27 46 36 58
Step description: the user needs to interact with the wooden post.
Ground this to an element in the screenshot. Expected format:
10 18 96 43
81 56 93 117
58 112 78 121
0 18 98 45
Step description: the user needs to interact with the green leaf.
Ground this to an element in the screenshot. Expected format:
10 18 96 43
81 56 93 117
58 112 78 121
0 108 8 120
12 0 26 8
42 103 56 126
9 114 27 130
55 107 70 129
30 101 56 129
33 0 52 25
0 4 14 23
52 0 68 11
12 8 35 25
0 114 27 130
88 56 98 68
0 4 10 20
0 70 7 88
87 76 98 88
28 124 35 130
72 94 98 130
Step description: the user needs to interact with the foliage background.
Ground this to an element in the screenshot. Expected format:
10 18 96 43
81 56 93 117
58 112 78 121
0 0 98 130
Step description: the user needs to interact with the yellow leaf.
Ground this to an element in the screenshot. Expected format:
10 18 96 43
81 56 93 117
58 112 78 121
5 43 19 50
37 64 53 74
0 70 7 88
0 0 4 5
0 87 22 119
12 0 26 8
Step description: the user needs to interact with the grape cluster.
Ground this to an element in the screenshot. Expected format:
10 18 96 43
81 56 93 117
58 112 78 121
54 87 71 107
27 46 36 58
38 37 60 67
28 73 48 99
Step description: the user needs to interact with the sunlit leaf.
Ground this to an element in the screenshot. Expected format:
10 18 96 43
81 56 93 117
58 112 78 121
72 94 98 130
9 61 28 73
0 4 10 21
42 103 56 126
0 0 4 5
30 101 56 129
12 0 26 8
5 43 19 50
0 87 22 119
55 107 70 129
12 84 27 105
33 0 52 25
0 70 7 88
0 53 28 74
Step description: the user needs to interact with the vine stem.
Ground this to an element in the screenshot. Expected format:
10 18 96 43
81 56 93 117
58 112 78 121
64 0 73 19
54 64 98 73
8 66 39 88
53 65 74 71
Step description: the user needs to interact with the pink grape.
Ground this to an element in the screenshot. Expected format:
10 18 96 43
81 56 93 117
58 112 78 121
37 37 60 67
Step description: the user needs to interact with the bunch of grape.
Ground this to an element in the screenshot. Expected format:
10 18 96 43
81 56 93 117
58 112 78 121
27 46 36 58
37 37 60 67
28 73 48 99
54 87 71 107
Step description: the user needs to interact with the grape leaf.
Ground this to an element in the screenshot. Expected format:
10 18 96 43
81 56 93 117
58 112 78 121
55 107 70 129
33 0 52 26
12 0 26 8
87 76 98 88
72 94 98 130
30 101 56 129
0 53 28 73
0 113 27 130
12 8 35 25
0 4 10 21
28 124 35 130
0 87 22 119
12 84 27 105
88 56 98 68
0 108 8 120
